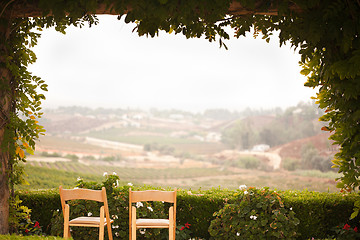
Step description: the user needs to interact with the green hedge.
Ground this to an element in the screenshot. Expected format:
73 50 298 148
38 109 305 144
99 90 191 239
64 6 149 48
282 190 359 239
16 184 359 239
17 190 61 234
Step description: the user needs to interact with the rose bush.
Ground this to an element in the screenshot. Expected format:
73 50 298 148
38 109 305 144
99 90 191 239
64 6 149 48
208 186 299 239
331 223 360 239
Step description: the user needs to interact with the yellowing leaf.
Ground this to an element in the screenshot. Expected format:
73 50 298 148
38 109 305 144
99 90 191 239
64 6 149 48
30 116 36 120
321 126 329 131
19 149 25 158
23 142 29 148
15 146 21 155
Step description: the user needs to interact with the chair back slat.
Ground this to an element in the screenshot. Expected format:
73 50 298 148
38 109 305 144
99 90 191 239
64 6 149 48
130 190 176 203
60 188 104 202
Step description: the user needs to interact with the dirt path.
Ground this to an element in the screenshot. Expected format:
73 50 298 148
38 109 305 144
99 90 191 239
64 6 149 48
84 137 143 152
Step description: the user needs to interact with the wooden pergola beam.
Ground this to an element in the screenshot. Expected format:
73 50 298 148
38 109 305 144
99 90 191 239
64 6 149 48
7 1 301 18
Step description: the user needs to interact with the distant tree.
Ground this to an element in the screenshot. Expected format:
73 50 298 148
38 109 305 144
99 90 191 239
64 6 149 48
301 143 318 169
203 109 236 121
221 120 256 150
259 128 278 147
235 156 260 169
65 154 79 162
300 143 333 172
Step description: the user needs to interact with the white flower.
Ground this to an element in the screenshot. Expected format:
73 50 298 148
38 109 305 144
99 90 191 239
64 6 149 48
139 229 146 234
112 225 119 229
56 209 59 212
244 190 248 195
290 207 293 211
116 180 120 187
239 184 247 190
147 206 153 212
128 182 133 186
77 177 82 181
88 212 92 217
74 187 79 189
250 215 257 220
112 215 119 219
115 232 119 237
103 172 108 176
237 232 240 236
112 172 117 175
136 202 143 208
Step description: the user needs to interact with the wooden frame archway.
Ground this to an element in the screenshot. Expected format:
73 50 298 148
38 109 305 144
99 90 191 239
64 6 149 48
1 0 359 236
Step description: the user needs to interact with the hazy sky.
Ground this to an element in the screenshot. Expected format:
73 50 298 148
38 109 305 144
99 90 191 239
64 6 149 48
29 15 317 113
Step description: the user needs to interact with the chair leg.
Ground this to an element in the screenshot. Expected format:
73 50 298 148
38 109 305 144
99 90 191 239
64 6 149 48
169 206 174 240
99 226 104 240
131 206 137 240
131 226 136 240
107 221 113 240
169 226 174 240
99 206 105 240
64 204 70 239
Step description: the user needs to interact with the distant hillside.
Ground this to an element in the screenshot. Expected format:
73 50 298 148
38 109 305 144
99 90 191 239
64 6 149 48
43 115 110 133
220 103 325 150
274 132 338 160
39 103 325 155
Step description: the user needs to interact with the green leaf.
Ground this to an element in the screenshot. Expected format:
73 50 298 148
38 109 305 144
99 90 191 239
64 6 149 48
350 209 359 220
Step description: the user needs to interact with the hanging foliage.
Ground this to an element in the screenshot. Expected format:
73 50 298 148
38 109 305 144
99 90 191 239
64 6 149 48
1 0 360 229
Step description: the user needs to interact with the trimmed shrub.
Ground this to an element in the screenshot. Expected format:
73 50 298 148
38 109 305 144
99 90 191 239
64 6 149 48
282 190 360 239
17 190 61 235
16 181 360 239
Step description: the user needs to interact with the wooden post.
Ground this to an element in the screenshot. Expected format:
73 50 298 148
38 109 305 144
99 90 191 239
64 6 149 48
0 16 13 234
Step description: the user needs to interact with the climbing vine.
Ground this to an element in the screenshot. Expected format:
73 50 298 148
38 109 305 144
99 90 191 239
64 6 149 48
1 0 360 227
0 3 98 194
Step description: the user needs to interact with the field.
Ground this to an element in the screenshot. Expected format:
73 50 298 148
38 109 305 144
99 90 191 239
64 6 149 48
21 160 341 192
22 106 342 193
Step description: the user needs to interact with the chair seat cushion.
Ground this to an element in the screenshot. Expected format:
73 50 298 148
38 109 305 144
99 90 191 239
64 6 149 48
69 217 113 226
136 218 169 227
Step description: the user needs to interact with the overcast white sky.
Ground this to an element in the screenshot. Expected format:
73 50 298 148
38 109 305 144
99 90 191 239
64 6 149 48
28 15 317 113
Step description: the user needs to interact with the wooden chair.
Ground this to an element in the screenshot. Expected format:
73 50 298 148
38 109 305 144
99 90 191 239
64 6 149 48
129 188 177 240
59 186 113 240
